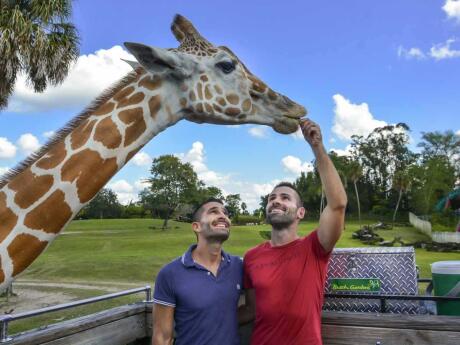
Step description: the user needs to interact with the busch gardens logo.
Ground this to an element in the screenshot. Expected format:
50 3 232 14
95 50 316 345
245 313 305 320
331 278 381 292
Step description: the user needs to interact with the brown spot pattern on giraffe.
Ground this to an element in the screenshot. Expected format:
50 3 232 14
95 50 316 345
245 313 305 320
0 192 18 243
180 98 187 108
204 85 212 100
23 190 72 234
196 103 204 113
197 83 203 100
8 168 54 209
94 117 122 149
138 76 162 90
92 101 115 116
7 234 48 277
242 99 251 112
0 258 4 283
113 86 135 101
36 141 67 170
126 147 141 163
200 75 209 82
71 119 97 150
61 149 118 203
217 97 227 107
118 107 146 147
189 90 196 101
225 108 240 116
248 75 267 93
116 92 145 109
226 94 239 105
148 95 162 119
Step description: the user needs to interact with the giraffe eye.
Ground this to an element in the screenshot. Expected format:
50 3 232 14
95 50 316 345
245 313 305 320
215 61 235 74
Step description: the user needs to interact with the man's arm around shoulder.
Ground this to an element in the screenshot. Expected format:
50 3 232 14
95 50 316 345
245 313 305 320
238 288 256 325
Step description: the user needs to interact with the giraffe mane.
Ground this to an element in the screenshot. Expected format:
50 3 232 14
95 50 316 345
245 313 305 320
0 67 145 189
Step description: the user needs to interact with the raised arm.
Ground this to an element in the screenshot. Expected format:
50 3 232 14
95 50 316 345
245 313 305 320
300 119 347 252
152 304 174 345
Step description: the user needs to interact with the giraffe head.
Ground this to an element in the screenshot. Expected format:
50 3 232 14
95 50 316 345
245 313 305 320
124 14 306 134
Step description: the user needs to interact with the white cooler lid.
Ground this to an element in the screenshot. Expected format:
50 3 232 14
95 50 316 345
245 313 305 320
431 261 460 274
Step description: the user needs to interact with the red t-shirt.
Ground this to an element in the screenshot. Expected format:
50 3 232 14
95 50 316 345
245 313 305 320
243 230 331 345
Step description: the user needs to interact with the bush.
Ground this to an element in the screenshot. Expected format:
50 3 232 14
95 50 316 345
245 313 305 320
232 215 263 226
431 212 458 232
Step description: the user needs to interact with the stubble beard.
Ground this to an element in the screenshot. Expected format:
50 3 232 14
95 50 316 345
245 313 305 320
201 222 230 244
266 207 297 231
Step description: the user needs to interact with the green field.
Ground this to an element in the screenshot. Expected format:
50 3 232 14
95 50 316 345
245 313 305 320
3 218 459 334
22 218 458 281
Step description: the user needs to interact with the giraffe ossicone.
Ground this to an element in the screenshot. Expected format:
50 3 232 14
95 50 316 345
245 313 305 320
0 14 306 290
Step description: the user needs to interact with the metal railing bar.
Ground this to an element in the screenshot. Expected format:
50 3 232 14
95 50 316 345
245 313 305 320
1 285 151 323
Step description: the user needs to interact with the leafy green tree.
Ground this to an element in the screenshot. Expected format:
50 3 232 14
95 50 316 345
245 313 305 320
145 155 200 229
350 123 417 215
225 194 241 219
418 130 460 176
79 188 122 219
410 156 456 214
241 202 250 215
0 0 79 109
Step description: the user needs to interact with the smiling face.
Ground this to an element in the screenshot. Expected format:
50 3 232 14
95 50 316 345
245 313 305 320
193 201 231 243
124 14 306 134
266 186 305 230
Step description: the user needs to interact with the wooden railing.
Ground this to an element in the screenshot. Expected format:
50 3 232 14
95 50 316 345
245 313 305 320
5 302 460 345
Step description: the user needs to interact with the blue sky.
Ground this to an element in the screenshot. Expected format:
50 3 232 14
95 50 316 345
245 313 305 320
1 0 459 210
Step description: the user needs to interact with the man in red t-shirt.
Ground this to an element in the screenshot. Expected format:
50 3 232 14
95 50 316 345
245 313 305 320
238 119 347 345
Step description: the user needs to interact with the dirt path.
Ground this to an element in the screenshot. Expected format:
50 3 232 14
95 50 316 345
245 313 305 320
0 279 150 314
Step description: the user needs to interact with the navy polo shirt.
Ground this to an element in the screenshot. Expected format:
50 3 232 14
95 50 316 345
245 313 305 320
153 245 243 345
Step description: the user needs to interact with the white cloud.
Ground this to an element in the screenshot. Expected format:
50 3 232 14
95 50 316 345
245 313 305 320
397 46 426 60
456 130 460 136
330 144 353 156
43 131 55 139
443 0 460 22
430 39 460 60
281 155 314 175
17 133 41 155
248 126 269 139
131 151 152 166
7 45 134 113
0 138 17 159
0 167 10 176
108 179 136 205
332 94 387 141
134 179 150 191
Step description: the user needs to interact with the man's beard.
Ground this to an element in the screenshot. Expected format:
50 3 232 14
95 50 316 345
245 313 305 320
200 222 230 243
266 207 297 230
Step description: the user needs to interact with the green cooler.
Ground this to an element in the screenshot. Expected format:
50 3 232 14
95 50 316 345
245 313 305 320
431 261 460 316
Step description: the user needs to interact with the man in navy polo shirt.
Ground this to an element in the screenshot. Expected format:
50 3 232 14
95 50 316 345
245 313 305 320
152 198 243 345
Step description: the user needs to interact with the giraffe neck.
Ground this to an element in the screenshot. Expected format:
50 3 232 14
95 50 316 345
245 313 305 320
0 70 184 288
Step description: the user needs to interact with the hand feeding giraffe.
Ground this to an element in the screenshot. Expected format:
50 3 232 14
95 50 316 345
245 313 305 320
0 15 306 290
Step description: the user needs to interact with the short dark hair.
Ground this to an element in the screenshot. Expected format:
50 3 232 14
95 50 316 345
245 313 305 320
192 198 225 222
272 182 303 207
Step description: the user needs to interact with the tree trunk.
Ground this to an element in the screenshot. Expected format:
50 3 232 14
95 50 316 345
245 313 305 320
393 189 403 225
162 215 169 230
354 181 361 225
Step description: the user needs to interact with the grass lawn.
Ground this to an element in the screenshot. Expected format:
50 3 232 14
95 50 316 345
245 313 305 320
4 217 459 334
21 217 458 282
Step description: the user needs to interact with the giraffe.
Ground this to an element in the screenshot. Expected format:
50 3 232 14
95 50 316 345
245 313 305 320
0 14 306 290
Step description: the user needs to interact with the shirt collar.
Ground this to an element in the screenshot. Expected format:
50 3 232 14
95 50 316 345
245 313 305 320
181 244 231 268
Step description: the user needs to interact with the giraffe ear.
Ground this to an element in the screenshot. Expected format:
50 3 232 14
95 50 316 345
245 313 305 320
124 42 191 78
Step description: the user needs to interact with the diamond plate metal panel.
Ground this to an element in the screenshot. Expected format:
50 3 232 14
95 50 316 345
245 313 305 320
324 247 421 314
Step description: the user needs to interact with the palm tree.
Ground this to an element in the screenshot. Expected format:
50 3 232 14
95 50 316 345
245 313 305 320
348 161 362 224
0 0 79 109
392 170 412 224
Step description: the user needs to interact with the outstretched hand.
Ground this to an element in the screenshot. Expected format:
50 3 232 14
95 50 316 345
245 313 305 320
299 119 323 149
